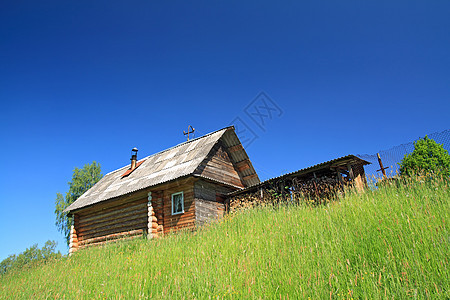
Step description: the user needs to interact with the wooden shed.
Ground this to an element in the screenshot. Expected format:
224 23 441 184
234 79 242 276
227 155 371 207
64 126 259 254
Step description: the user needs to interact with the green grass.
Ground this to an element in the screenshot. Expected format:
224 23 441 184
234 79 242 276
1 177 449 299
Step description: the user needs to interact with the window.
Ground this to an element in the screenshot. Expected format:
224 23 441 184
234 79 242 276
171 192 184 215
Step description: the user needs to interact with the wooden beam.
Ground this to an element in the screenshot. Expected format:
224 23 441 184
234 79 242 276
228 144 243 153
336 171 343 184
347 163 354 180
242 174 258 181
235 160 250 172
237 164 250 172
235 159 250 168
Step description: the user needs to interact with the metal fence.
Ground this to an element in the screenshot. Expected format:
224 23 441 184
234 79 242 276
357 129 450 180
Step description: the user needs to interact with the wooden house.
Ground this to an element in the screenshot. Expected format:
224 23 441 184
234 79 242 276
64 126 260 254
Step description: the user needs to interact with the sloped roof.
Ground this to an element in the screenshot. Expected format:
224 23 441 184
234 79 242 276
65 126 259 213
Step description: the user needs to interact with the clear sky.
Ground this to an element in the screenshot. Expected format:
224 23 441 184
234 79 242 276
1 1 449 260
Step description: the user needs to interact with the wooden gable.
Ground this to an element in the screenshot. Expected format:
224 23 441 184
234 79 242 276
194 140 245 188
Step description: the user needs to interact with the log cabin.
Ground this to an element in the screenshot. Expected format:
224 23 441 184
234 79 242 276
64 126 260 254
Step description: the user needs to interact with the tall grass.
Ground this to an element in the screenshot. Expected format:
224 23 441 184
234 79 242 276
1 177 449 299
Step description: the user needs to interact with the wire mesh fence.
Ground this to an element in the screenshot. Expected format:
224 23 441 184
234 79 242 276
357 129 450 180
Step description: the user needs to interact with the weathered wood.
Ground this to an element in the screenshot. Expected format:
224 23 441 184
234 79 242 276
164 214 196 225
200 172 236 186
80 205 147 224
166 223 196 232
69 222 79 255
78 219 147 240
153 191 164 233
78 212 147 234
79 229 144 247
80 212 147 231
164 212 196 225
69 167 240 248
79 226 147 243
164 218 196 228
81 234 143 249
75 193 149 244
242 174 258 181
195 198 222 226
72 174 236 248
79 225 147 243
166 215 195 226
74 177 195 216
196 144 244 187
79 216 147 235
201 167 243 187
227 144 243 153
78 203 147 227
237 164 250 172
352 163 366 193
194 180 216 201
78 201 147 224
336 171 343 184
347 164 354 180
214 184 236 196
235 159 250 168
79 200 147 221
75 190 150 216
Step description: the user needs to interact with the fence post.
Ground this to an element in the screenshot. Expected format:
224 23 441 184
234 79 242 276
376 153 389 179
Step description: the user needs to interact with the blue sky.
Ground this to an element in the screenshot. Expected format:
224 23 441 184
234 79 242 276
1 1 449 259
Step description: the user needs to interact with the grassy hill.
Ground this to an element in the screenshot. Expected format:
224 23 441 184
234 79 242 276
1 177 449 299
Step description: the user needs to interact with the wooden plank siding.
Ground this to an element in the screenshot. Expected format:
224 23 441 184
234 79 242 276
194 179 235 226
196 141 245 188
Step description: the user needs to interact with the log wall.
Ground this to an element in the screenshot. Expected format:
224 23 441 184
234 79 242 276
158 180 196 234
73 195 148 250
69 174 241 253
69 178 199 252
69 216 79 255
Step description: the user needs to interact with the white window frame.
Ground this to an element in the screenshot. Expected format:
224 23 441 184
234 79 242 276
171 191 184 215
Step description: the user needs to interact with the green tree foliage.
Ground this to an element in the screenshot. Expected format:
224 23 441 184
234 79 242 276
399 136 450 176
0 240 61 275
55 161 103 246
